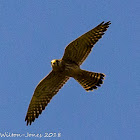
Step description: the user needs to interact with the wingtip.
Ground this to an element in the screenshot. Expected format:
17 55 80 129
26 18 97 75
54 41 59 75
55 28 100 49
25 115 31 126
101 21 105 24
106 21 111 25
101 21 111 24
25 120 32 126
98 21 111 28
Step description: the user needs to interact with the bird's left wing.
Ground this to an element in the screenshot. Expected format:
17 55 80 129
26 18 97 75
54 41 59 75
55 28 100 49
62 21 111 65
25 70 69 125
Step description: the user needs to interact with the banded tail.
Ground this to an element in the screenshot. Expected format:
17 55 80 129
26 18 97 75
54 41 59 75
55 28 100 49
74 70 105 91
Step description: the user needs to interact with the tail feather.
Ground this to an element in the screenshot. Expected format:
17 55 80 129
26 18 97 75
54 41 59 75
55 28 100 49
74 70 105 91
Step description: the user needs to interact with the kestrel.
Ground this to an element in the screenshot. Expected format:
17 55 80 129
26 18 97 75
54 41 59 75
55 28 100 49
25 21 111 125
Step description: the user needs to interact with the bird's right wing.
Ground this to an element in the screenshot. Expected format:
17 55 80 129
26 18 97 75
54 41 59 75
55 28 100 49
62 21 111 65
25 70 69 125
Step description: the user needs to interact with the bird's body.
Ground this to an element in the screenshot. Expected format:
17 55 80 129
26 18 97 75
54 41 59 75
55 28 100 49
51 59 80 77
25 21 111 125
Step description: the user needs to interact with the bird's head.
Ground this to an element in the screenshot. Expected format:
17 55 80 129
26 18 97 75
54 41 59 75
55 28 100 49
51 59 62 70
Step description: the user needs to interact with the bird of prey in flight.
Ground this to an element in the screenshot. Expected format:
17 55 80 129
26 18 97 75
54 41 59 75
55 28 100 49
25 21 111 125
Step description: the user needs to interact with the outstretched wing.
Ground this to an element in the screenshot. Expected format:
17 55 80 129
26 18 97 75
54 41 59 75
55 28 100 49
62 21 111 65
25 70 69 125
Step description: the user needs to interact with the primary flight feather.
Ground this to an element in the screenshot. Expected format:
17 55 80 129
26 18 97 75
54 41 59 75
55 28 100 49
25 21 111 125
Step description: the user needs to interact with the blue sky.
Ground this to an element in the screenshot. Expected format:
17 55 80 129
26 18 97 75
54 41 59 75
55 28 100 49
0 0 139 140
